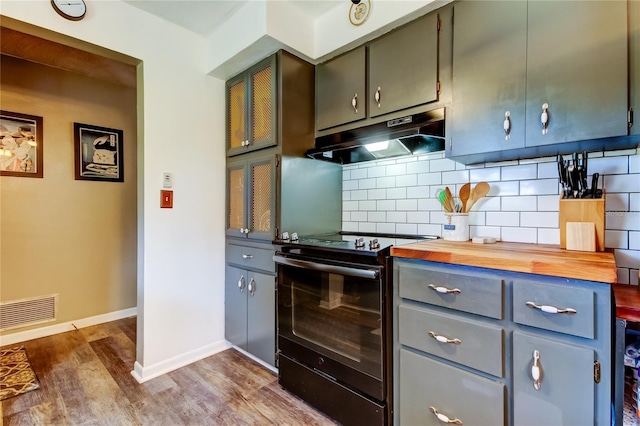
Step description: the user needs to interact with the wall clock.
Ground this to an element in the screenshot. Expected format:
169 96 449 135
51 0 86 21
349 0 372 26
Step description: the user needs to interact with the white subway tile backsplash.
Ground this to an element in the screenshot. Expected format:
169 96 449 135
368 166 387 178
470 167 501 182
386 164 407 176
603 174 640 193
537 195 559 212
406 160 430 174
489 181 519 196
396 174 418 187
351 211 368 222
387 188 407 199
502 227 537 244
605 148 638 157
502 164 537 181
397 199 418 210
521 211 558 228
377 200 396 211
615 249 640 269
418 172 442 186
606 211 640 231
359 178 377 189
589 156 629 175
605 230 628 249
367 189 386 200
520 178 559 196
359 200 377 211
396 223 418 234
487 212 520 227
368 211 386 222
442 170 470 185
387 211 407 223
407 211 430 223
631 270 639 286
430 158 457 172
377 222 396 233
340 152 639 267
503 196 537 211
605 193 629 212
538 228 560 245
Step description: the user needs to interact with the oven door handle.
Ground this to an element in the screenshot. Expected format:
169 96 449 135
273 255 380 280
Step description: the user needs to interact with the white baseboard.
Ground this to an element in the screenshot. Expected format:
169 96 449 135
130 339 230 383
0 307 137 347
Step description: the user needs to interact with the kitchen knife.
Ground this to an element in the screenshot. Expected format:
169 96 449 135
591 172 600 199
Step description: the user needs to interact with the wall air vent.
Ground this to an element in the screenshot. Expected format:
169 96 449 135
0 294 57 331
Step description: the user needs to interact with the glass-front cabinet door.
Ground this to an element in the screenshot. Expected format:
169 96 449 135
226 55 277 156
226 153 277 240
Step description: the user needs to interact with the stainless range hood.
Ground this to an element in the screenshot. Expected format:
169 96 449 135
306 108 445 164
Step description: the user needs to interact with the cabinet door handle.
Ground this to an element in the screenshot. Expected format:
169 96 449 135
541 103 550 135
242 254 253 259
526 301 576 315
248 277 256 296
352 93 358 114
531 349 542 390
238 275 245 292
429 407 463 425
504 111 511 140
374 86 382 108
428 284 461 294
428 331 461 345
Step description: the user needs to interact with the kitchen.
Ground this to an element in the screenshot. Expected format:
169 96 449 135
1 0 639 425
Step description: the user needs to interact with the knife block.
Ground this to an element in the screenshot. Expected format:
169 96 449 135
559 190 605 251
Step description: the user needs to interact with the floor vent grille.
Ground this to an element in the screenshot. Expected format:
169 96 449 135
0 294 57 331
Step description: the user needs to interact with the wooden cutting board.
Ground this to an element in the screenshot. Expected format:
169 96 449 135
391 239 617 283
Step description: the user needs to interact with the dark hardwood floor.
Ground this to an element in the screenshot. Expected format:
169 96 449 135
1 317 339 425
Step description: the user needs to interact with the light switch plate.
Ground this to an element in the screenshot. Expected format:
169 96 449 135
161 190 173 208
162 172 172 188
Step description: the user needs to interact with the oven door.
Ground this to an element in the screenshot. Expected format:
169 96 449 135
274 253 385 400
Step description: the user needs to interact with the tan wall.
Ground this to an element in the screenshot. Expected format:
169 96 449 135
0 55 137 333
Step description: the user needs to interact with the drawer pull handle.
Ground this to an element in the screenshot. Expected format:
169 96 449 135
428 284 461 294
429 407 462 425
242 254 253 259
531 349 542 390
428 331 461 345
526 301 576 315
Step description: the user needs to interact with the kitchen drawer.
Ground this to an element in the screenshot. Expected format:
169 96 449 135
512 280 595 339
226 244 275 273
399 348 506 426
399 304 504 377
397 263 503 319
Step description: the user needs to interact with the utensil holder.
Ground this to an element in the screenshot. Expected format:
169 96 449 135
559 190 605 251
443 213 469 241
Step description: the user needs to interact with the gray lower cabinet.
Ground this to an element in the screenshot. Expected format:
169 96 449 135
450 0 630 164
225 243 276 367
393 259 613 426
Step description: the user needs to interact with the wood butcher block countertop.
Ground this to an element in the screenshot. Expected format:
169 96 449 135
391 239 618 284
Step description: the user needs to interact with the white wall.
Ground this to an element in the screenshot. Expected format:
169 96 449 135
342 149 640 284
1 1 226 380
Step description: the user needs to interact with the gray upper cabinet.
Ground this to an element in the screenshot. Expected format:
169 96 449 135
316 46 366 131
450 0 527 157
316 11 441 132
525 0 628 147
450 0 630 163
368 13 439 118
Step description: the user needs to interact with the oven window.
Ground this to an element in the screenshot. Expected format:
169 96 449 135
280 264 382 378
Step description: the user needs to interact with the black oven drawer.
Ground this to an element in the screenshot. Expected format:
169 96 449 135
279 354 386 426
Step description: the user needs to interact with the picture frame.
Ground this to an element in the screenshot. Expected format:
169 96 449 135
74 123 124 182
0 110 44 178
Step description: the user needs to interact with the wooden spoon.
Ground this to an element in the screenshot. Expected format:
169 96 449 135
459 183 471 213
445 187 456 212
466 182 490 212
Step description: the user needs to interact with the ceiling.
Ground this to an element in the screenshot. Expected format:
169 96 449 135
123 0 343 37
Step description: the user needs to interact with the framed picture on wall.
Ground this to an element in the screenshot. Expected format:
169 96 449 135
74 123 124 182
0 110 44 178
